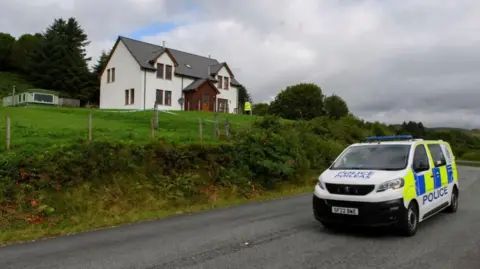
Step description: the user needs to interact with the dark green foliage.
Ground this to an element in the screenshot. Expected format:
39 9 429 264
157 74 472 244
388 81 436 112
252 103 270 116
26 18 93 101
324 94 349 119
9 34 42 73
1 17 99 103
269 83 326 120
0 33 15 71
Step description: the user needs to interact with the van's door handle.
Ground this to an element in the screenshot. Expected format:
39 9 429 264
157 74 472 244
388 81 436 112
430 174 434 178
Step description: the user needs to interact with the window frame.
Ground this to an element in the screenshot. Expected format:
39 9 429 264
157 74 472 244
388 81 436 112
165 65 173 80
164 90 172 106
224 77 229 89
217 76 223 89
156 89 164 105
412 144 430 173
157 64 164 79
427 143 447 167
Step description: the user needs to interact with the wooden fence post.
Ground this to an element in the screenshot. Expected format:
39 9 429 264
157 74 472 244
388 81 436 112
6 115 11 150
198 118 203 142
153 104 159 130
88 113 92 142
213 115 219 139
225 119 230 140
150 118 155 138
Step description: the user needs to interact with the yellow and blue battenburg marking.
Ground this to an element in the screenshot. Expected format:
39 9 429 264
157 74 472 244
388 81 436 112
415 164 455 205
414 164 454 196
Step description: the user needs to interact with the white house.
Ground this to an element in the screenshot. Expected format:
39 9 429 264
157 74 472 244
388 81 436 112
99 36 243 113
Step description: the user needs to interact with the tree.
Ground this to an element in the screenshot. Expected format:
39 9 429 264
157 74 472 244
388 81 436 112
88 50 110 104
93 50 109 76
252 103 270 116
9 33 42 73
268 83 325 120
237 85 252 113
26 17 94 101
0 33 16 71
324 94 349 119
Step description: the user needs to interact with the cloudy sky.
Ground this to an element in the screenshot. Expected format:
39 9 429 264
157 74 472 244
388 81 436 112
1 0 480 128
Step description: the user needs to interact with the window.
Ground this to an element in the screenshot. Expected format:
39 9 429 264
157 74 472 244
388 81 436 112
224 77 229 89
330 144 411 171
165 91 172 106
111 68 115 82
165 65 172 80
217 76 223 89
428 144 446 167
33 93 54 103
413 145 430 173
107 69 111 83
156 89 163 105
125 90 129 105
130 88 134 104
157 64 164 79
217 98 228 113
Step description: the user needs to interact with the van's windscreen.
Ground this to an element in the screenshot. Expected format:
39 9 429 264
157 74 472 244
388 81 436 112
330 144 411 171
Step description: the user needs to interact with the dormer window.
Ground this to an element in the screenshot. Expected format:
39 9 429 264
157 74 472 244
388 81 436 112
157 64 164 79
224 77 229 89
217 76 223 89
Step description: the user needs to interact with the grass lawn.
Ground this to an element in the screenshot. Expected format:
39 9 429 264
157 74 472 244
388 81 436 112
0 106 260 153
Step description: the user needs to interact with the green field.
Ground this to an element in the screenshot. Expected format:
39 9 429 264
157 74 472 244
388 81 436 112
0 106 258 153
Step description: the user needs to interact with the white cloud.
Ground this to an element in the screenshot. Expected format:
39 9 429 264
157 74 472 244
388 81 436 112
2 0 480 128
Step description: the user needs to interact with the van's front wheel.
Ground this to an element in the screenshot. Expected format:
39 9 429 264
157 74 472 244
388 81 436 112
398 202 419 237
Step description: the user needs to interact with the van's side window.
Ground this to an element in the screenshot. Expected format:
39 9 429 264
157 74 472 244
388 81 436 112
427 144 447 167
413 145 430 173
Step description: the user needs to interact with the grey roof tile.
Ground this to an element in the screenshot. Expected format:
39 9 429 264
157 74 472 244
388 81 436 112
183 79 207 91
118 36 242 87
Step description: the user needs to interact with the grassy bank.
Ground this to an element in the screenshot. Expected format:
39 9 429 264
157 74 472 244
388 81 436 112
2 108 480 246
0 176 315 246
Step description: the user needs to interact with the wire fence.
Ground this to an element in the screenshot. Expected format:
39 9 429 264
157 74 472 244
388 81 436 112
1 107 256 152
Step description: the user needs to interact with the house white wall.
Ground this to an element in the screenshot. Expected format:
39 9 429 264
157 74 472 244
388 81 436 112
100 40 143 109
142 52 195 110
215 66 238 113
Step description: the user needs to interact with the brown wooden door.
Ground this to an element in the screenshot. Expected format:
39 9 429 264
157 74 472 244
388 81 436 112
202 93 210 111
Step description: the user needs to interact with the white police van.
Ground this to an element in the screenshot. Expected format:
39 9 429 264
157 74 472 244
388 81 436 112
312 135 459 236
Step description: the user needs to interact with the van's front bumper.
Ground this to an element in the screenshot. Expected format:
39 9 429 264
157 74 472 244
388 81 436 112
312 194 407 227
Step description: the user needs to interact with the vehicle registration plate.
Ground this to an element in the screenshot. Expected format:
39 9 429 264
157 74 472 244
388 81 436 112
331 206 359 215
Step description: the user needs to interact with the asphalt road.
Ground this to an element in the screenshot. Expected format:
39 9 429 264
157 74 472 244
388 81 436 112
1 166 480 269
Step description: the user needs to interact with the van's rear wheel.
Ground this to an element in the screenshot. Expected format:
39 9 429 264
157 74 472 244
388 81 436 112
398 202 419 237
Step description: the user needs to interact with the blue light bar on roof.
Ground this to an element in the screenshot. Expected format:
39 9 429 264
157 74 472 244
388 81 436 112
364 135 413 142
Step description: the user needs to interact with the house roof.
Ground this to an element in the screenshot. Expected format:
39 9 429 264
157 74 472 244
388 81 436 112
118 36 242 87
183 79 220 94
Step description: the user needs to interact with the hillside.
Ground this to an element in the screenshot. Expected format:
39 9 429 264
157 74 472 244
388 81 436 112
0 72 34 98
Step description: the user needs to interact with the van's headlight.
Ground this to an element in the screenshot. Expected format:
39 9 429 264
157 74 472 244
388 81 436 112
317 177 325 189
377 178 404 192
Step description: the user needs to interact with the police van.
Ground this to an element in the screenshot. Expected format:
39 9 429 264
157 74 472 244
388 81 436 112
312 135 459 236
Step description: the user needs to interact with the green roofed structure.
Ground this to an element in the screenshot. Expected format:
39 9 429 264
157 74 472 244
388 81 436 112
2 89 80 107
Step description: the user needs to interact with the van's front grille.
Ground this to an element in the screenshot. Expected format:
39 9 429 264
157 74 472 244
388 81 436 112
325 183 375 196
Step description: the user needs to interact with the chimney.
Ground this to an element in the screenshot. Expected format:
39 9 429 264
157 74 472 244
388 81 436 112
208 54 211 58
162 41 166 48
